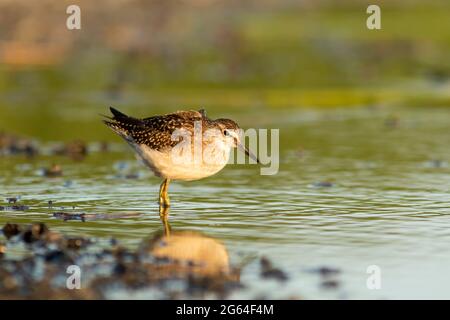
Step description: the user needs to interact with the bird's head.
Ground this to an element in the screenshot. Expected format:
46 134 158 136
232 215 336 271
216 118 259 164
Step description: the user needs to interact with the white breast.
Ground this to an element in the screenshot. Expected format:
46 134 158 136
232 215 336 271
130 138 232 181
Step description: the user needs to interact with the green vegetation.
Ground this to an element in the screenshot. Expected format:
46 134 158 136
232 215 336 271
0 2 449 140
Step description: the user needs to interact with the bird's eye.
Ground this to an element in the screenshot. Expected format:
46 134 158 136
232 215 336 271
223 130 230 136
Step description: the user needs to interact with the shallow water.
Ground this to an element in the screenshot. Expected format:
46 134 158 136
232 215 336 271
1 106 450 299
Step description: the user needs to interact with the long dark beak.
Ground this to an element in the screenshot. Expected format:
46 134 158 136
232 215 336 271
237 141 259 164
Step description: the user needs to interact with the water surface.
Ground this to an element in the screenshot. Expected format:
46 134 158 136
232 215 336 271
1 106 449 299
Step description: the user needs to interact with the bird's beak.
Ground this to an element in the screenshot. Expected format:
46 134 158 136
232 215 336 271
237 141 259 164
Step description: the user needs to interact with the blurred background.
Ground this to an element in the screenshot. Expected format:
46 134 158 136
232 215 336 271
1 0 450 299
0 0 449 140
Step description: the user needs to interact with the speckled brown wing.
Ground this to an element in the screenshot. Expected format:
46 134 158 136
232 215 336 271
136 111 205 150
104 108 204 151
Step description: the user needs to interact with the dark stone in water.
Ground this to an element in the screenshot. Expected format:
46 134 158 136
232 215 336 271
22 223 49 243
125 173 139 179
2 223 22 239
309 266 341 290
321 279 340 289
260 256 288 281
31 222 48 236
261 268 288 282
45 249 72 264
114 173 140 180
65 237 89 250
6 197 19 204
11 205 29 211
312 181 335 188
113 262 127 275
0 132 38 157
53 212 86 221
313 266 341 276
10 143 38 157
0 205 29 211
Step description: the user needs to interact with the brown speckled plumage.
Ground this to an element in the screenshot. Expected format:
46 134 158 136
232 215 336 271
103 107 239 151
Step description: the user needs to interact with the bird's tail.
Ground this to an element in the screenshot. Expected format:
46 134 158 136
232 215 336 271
109 107 130 121
102 107 142 139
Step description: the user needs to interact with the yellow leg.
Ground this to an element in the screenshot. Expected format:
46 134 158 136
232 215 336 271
159 202 170 217
159 209 171 236
159 178 171 208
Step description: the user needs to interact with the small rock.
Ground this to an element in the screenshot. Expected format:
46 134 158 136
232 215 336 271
45 231 63 243
314 266 341 277
22 223 49 243
311 181 334 188
321 279 340 289
6 197 20 204
113 262 127 275
53 212 86 221
45 249 72 263
2 223 22 239
65 237 89 250
0 132 38 157
260 257 288 281
9 205 29 211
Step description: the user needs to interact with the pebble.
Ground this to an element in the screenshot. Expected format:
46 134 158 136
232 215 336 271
260 256 288 281
2 223 22 239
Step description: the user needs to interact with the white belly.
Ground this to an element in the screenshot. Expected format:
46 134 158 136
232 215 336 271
131 142 232 181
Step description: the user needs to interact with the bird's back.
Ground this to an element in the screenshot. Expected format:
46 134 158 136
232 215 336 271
104 107 204 151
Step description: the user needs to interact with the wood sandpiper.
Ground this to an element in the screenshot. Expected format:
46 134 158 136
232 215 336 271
103 107 258 213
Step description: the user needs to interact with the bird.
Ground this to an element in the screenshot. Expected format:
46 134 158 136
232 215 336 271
103 107 258 213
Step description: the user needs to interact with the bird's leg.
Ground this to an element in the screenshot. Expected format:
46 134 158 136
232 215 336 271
158 181 170 233
159 178 171 208
159 201 170 217
159 210 171 236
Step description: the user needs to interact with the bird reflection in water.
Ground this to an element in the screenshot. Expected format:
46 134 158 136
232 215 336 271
143 207 240 282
